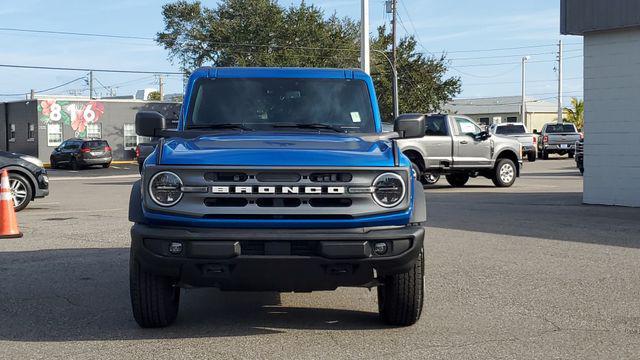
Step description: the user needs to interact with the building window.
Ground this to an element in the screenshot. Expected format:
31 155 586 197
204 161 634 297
47 123 63 147
506 116 518 123
478 117 490 125
86 123 102 139
124 124 137 150
8 124 16 142
27 123 36 142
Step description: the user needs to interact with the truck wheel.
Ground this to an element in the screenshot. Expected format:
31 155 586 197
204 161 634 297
542 150 549 160
527 151 536 162
377 248 424 326
492 159 517 187
445 174 469 187
130 256 180 328
410 162 422 182
422 173 440 185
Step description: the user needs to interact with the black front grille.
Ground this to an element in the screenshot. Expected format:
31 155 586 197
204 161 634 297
240 241 316 256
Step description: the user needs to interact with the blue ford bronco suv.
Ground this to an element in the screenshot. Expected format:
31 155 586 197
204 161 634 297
129 67 427 327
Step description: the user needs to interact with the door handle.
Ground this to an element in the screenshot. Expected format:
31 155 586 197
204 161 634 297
460 140 468 144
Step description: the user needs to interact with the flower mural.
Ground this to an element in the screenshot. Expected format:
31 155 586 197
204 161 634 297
38 99 105 137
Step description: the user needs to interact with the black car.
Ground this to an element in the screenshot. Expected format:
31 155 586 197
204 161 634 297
50 139 112 170
0 151 49 211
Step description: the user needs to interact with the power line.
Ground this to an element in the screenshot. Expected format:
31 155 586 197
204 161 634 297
0 63 183 75
0 75 88 97
464 76 582 86
0 27 154 41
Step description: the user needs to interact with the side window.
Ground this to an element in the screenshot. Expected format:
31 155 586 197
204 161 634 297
27 123 36 141
425 116 448 136
8 124 16 142
68 142 81 150
455 117 481 136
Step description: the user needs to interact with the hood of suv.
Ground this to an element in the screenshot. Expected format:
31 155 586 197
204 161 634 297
159 132 395 167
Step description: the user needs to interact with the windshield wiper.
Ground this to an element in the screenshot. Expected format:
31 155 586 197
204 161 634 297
187 123 254 131
272 123 345 133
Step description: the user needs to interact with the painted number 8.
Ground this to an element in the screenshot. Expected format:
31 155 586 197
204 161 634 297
49 103 62 121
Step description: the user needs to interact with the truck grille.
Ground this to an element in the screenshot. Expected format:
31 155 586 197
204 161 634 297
144 166 411 220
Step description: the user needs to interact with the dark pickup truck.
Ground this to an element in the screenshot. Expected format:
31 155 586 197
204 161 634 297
535 123 582 159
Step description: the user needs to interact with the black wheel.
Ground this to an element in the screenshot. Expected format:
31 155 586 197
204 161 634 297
377 248 424 326
445 174 469 187
70 158 79 170
8 173 32 212
568 151 575 158
527 151 536 162
492 158 517 187
410 162 422 182
130 255 180 328
102 162 111 168
542 150 549 160
422 173 440 185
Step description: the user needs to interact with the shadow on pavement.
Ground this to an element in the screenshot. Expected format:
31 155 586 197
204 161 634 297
426 191 640 248
0 248 382 342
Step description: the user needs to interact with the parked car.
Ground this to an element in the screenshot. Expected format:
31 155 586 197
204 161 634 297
488 123 537 162
575 138 584 174
135 139 159 173
396 114 523 187
50 139 112 170
534 123 582 159
0 151 49 211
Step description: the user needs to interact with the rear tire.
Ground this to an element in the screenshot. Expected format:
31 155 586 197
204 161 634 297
50 157 57 169
378 248 424 326
445 174 469 187
130 256 180 328
527 151 536 162
492 158 517 187
102 162 111 168
422 173 440 185
542 150 549 160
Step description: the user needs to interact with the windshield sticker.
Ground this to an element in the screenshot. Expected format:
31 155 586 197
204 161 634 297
350 112 362 123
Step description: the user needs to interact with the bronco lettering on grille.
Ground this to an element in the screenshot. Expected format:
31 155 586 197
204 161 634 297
210 186 346 195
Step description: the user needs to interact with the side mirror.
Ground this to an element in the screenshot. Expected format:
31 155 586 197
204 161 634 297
135 111 166 137
393 114 425 139
475 131 491 141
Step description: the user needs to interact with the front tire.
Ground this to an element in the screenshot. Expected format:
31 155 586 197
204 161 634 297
378 248 424 326
130 256 180 328
445 174 469 187
422 173 440 185
8 173 32 212
102 162 111 168
492 159 517 187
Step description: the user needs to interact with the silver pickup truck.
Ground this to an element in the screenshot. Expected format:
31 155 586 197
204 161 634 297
535 123 582 159
395 114 523 187
488 123 537 162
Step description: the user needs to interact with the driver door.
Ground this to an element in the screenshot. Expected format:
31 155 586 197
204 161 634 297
452 116 492 167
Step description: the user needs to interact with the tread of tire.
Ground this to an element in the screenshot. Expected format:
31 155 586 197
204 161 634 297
379 250 424 326
130 257 179 328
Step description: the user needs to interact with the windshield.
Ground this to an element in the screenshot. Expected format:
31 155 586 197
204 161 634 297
495 125 526 134
546 124 577 133
187 78 375 133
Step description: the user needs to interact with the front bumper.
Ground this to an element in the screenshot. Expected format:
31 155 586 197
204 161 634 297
131 223 425 292
34 173 49 198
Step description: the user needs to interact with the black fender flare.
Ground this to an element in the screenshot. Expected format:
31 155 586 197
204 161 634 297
409 177 427 225
129 180 145 223
1 165 38 199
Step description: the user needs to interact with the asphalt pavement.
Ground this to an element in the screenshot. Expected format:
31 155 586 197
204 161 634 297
1 156 639 359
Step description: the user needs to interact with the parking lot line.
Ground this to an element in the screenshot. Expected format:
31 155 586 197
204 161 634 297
49 174 140 181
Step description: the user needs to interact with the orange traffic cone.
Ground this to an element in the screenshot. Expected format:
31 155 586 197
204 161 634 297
0 169 22 238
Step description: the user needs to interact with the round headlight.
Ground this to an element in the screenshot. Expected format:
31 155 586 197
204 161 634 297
372 172 405 208
149 171 183 207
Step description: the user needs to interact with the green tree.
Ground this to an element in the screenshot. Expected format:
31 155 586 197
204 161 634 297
148 91 162 101
564 97 584 130
156 0 460 119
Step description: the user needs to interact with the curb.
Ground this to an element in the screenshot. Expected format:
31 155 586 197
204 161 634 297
43 160 137 169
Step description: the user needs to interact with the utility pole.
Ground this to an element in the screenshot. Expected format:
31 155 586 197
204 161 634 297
521 56 529 127
360 0 370 74
29 89 35 100
89 71 94 99
158 74 164 101
388 0 399 119
557 39 563 123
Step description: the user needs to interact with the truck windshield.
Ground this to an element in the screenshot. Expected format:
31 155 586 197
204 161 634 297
546 124 577 133
186 78 375 133
495 125 526 134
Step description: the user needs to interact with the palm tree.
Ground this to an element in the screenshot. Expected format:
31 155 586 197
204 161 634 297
564 97 584 131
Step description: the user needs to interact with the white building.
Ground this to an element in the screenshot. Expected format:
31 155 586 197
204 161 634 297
445 96 560 132
562 0 640 207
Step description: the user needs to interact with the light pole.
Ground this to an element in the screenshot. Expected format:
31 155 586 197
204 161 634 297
521 56 529 126
360 0 370 74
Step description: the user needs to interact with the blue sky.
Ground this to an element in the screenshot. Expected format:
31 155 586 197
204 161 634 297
0 0 583 104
